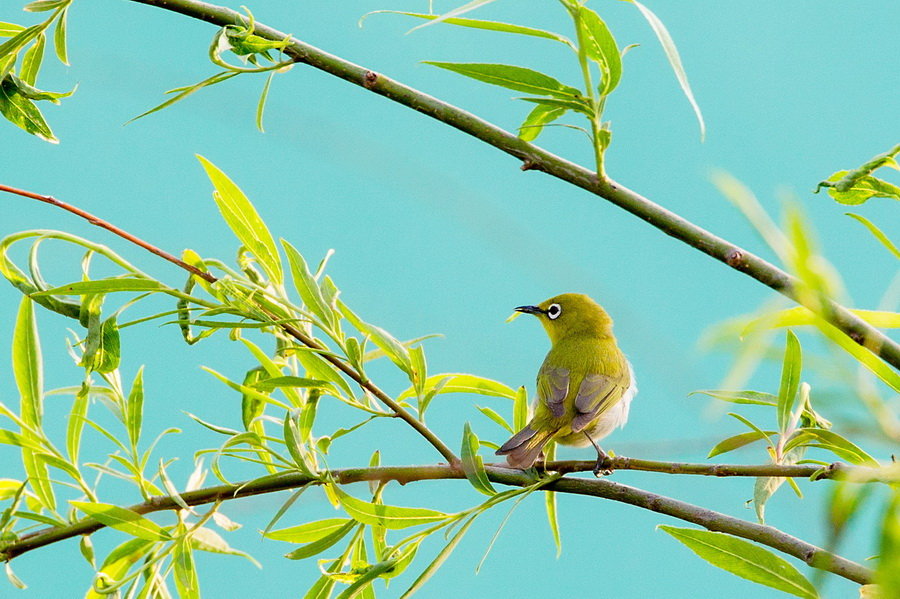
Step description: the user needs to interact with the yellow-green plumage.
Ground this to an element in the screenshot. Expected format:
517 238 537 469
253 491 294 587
496 293 636 469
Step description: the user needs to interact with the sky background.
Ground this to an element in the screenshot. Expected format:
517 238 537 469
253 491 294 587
1 1 898 597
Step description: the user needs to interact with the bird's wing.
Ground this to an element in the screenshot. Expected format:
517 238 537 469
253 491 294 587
537 364 569 418
570 372 628 432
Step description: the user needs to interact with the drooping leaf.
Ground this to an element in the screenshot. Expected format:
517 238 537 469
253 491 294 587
283 241 337 330
691 390 777 406
400 513 479 598
621 0 705 139
707 430 776 458
283 520 358 560
518 102 567 142
845 213 900 260
660 526 818 598
406 0 499 32
0 75 57 142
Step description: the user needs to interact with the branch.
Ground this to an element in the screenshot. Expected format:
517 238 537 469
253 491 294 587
0 183 459 466
123 0 900 372
0 461 874 585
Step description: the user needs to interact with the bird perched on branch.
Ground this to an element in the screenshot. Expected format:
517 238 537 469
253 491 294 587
496 293 636 476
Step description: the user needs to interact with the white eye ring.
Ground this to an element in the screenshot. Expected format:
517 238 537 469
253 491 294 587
546 303 561 320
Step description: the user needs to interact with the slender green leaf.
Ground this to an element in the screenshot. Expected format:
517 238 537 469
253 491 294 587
782 429 877 466
544 442 561 557
13 298 42 427
339 300 412 376
72 501 172 541
821 170 900 204
476 405 513 433
399 373 518 402
517 95 593 115
691 390 777 406
128 71 239 123
461 423 496 496
173 537 200 599
741 306 900 336
198 155 282 285
0 23 26 37
364 11 573 47
407 0 499 32
577 6 621 95
255 70 274 132
400 513 479 598
52 7 67 65
776 331 802 434
846 213 900 259
335 558 399 599
19 33 45 85
816 319 900 394
126 367 144 450
513 385 528 431
33 278 166 295
0 24 44 61
876 492 900 596
660 526 818 598
283 241 336 329
266 518 352 543
425 62 582 99
283 520 357 560
333 485 449 530
191 526 260 567
708 430 776 458
622 0 705 139
253 376 332 390
65 381 89 463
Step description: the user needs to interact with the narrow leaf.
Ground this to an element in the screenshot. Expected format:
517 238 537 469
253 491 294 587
333 485 449 530
72 501 172 541
846 213 900 260
660 526 818 598
776 331 802 434
461 423 496 496
424 62 582 99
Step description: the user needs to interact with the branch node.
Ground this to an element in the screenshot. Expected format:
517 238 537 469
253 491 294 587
725 249 745 269
363 70 379 89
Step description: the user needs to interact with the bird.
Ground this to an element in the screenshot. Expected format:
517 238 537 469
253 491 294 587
496 293 636 476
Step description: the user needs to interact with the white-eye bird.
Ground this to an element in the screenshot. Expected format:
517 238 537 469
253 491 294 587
496 293 636 475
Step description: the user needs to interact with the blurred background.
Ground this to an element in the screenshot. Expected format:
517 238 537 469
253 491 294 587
1 0 897 597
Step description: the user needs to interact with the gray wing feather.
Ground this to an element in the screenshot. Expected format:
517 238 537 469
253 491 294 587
538 365 569 418
571 373 623 432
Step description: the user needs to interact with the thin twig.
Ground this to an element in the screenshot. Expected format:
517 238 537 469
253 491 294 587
0 183 459 465
123 0 900 372
0 462 874 585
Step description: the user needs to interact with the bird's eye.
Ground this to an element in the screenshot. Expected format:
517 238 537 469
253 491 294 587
546 303 561 320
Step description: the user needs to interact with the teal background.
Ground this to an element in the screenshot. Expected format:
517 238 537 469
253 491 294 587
1 1 898 597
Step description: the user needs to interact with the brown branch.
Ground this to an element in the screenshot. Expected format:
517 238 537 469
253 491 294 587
0 462 874 585
0 183 459 465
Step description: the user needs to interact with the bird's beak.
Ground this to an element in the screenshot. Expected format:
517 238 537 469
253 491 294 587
514 305 544 315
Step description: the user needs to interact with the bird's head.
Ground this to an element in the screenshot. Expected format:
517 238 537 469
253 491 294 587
514 293 613 344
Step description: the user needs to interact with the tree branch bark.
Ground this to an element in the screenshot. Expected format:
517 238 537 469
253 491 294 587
0 461 874 585
121 0 900 372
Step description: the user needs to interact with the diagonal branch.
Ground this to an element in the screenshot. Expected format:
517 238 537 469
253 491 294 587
125 0 900 372
0 183 459 466
0 461 874 584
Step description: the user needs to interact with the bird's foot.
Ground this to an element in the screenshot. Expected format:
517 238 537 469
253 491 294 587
592 450 614 477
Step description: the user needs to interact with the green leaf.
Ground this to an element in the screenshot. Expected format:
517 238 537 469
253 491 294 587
740 306 900 336
256 70 275 132
400 373 517 402
401 514 479 598
776 331 802 434
876 491 900 596
266 518 352 543
241 366 266 432
282 519 357 560
19 33 45 85
72 501 172 541
518 102 567 142
283 241 337 329
174 537 200 599
364 11 573 47
476 405 513 433
253 376 332 390
691 389 777 406
0 76 57 142
517 95 593 115
406 0 499 32
513 385 528 431
708 430 776 458
334 559 399 599
13 298 42 428
126 367 144 450
424 62 582 99
5 562 26 590
0 24 44 60
544 442 561 557
333 485 450 530
192 526 260 567
782 429 877 466
814 319 900 394
846 213 900 259
821 170 900 205
660 526 818 598
461 423 496 496
0 23 26 37
80 313 121 374
577 6 622 95
198 155 283 285
65 381 89 463
52 7 67 65
33 278 166 295
128 70 238 123
338 300 412 376
622 0 705 139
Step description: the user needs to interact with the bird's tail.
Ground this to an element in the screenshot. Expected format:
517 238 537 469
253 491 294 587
496 424 556 469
